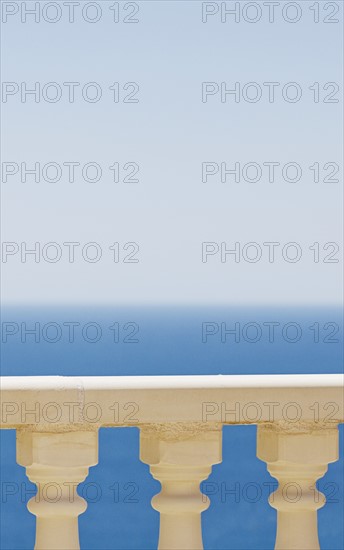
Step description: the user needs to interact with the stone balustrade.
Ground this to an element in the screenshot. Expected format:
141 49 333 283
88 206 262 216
1 374 343 550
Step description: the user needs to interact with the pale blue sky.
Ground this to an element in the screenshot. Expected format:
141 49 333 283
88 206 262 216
1 0 343 305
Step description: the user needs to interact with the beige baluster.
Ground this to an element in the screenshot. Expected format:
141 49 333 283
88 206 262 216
17 430 98 550
140 426 222 550
257 424 339 550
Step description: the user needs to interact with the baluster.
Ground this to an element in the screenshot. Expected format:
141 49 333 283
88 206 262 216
140 426 222 550
257 424 339 550
17 430 98 550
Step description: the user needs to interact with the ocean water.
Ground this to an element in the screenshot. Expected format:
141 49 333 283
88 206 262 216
1 306 343 550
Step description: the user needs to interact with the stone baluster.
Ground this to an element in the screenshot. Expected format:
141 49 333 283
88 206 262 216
140 426 222 550
17 430 98 550
257 424 339 550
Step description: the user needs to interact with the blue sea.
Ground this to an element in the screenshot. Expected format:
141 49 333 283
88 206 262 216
1 306 343 550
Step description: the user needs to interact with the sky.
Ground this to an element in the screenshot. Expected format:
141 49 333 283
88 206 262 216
1 0 343 306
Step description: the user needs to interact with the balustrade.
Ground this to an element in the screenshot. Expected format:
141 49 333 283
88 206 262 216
1 374 343 550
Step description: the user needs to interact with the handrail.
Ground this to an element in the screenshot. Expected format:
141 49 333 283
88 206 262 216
1 374 343 428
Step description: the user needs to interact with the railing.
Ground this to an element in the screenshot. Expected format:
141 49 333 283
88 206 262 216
1 374 343 550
